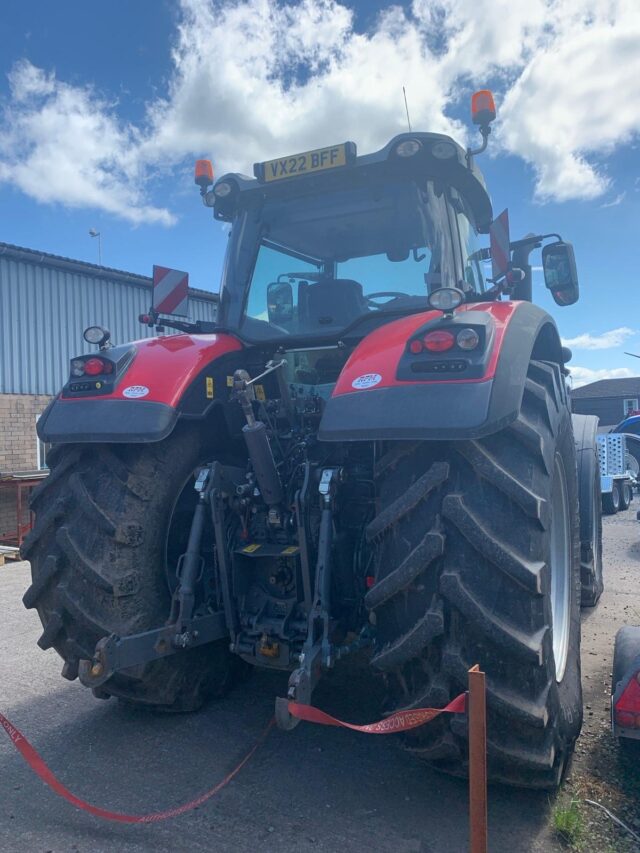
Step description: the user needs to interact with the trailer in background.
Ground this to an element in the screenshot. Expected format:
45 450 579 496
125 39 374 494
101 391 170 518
597 434 634 514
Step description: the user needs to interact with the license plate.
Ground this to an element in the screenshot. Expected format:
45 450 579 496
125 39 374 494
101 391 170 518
261 143 348 182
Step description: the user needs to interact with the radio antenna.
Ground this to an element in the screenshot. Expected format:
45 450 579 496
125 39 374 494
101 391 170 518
403 86 412 132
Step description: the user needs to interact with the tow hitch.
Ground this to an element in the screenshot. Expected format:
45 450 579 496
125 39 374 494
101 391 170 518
275 467 372 730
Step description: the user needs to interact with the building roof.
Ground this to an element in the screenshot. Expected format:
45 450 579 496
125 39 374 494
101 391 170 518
0 240 217 396
0 240 217 301
571 376 640 399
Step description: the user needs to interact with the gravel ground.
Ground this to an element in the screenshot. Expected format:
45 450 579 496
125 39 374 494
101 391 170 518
0 506 639 852
557 505 640 852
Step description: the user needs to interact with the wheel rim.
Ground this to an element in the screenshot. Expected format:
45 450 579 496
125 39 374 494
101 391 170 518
613 484 620 510
592 474 600 571
550 455 571 682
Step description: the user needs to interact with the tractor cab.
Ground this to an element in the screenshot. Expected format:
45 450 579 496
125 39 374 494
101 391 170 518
201 131 494 347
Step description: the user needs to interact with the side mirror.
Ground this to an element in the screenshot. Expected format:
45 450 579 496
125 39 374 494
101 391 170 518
542 242 579 306
267 281 294 324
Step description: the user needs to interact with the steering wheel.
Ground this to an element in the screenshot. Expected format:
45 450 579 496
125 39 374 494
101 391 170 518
365 291 407 308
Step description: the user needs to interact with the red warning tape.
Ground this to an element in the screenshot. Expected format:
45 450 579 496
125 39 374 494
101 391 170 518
0 693 465 823
0 711 274 824
288 692 467 734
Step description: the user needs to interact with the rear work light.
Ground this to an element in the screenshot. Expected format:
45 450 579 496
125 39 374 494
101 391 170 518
395 139 422 158
423 331 455 352
213 181 233 198
427 287 464 313
83 325 111 347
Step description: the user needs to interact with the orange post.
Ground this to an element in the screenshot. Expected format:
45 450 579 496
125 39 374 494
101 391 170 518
468 664 488 853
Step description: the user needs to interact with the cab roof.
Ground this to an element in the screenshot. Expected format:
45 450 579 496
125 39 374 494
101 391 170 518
211 132 493 233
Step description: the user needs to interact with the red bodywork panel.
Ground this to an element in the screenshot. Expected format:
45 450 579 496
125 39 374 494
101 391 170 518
61 333 243 407
333 302 516 396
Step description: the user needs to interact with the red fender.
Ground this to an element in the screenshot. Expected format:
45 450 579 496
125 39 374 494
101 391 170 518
332 302 516 396
320 301 561 442
39 333 244 444
61 333 243 406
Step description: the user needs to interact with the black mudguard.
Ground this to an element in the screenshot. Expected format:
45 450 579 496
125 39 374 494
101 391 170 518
37 397 178 444
572 413 601 549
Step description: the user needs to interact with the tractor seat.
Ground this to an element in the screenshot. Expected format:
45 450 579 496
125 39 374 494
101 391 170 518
298 279 366 331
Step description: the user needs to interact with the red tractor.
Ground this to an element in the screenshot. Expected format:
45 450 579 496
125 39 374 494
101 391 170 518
23 92 603 789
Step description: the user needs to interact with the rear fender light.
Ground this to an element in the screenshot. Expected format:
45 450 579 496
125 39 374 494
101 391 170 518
457 328 480 351
84 357 113 376
64 344 136 397
407 323 486 356
423 331 455 352
69 356 114 377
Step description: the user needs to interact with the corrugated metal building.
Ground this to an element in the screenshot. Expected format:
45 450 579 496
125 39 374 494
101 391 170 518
0 241 216 397
0 241 217 540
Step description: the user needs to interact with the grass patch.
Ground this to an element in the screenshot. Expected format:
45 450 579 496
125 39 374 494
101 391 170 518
553 799 584 848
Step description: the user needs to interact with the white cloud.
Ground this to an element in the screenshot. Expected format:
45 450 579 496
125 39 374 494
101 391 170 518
600 191 626 208
1 0 639 223
562 327 637 350
569 366 635 388
0 60 175 226
500 0 640 201
141 0 460 172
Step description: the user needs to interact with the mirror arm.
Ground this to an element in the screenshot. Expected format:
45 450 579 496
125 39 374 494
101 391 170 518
511 244 535 302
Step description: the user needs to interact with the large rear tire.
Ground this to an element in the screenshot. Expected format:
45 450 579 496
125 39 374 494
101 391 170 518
22 425 242 711
366 360 582 789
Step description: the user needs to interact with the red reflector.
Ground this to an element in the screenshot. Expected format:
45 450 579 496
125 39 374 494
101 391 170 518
83 358 110 376
424 331 455 352
409 340 423 354
615 710 638 728
615 674 640 716
365 576 375 589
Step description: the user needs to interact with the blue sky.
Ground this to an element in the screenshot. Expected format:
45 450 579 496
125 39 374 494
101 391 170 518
1 0 639 386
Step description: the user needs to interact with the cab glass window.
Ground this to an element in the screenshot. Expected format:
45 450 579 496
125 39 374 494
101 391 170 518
455 209 486 294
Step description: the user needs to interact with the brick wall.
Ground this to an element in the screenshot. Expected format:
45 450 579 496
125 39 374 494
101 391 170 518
0 393 53 541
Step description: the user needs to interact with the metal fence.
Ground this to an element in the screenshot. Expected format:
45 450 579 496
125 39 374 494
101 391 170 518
0 243 217 396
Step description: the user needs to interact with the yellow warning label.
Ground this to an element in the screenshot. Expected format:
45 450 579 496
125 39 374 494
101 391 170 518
281 546 299 556
226 375 234 387
242 543 261 553
255 384 266 402
206 377 214 399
